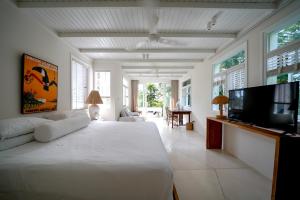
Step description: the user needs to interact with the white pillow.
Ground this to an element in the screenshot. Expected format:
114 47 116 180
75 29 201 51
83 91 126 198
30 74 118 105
0 117 53 140
125 107 133 116
120 109 127 117
34 115 90 143
43 112 68 121
0 133 34 151
64 110 89 118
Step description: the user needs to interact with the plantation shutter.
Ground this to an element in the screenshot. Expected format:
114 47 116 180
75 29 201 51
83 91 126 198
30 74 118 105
266 41 300 77
72 60 88 109
227 65 246 91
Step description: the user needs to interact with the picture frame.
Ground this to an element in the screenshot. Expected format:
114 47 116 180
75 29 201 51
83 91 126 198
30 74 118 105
21 54 58 114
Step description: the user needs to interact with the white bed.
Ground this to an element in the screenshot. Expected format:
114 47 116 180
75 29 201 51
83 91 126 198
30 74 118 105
0 121 173 200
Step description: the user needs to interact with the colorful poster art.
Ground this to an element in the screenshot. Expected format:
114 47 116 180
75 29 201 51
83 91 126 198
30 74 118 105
22 54 58 114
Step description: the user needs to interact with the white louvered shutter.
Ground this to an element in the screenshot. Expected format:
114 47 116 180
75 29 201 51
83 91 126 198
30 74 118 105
72 60 88 109
266 41 300 78
227 66 246 91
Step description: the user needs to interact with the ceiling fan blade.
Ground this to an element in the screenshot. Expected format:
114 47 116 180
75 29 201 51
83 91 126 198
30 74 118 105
158 38 188 47
148 14 159 34
136 40 149 49
142 0 159 34
125 46 135 52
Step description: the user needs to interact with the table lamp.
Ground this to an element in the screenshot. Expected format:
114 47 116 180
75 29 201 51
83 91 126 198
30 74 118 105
212 95 229 119
86 90 103 120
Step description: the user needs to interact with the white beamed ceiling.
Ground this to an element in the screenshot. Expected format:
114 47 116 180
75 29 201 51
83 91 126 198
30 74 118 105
16 0 277 80
85 52 212 59
23 7 271 33
65 37 231 49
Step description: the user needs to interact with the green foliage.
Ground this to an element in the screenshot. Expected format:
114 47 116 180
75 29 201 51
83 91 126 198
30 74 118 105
159 83 171 107
277 73 288 84
220 51 245 70
277 21 300 48
146 83 163 107
218 85 224 96
138 89 144 107
213 51 245 74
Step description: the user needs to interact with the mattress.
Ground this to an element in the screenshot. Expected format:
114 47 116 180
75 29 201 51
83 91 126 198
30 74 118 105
0 121 173 200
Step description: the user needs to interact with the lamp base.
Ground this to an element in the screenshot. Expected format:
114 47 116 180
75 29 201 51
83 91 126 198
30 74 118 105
216 115 227 120
89 104 100 120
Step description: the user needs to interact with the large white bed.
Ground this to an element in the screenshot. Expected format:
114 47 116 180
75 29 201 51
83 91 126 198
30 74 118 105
0 121 173 200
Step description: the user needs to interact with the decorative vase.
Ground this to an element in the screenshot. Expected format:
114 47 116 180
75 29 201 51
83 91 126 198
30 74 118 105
89 104 100 120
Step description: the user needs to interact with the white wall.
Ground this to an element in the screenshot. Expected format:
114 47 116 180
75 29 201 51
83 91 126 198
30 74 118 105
93 62 123 121
223 126 276 179
190 62 214 133
0 0 92 119
191 0 300 179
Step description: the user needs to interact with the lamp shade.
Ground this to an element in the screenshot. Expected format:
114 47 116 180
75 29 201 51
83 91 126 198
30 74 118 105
86 90 103 104
212 95 229 105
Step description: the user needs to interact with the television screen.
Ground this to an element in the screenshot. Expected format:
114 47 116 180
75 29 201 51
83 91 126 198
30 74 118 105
228 82 299 133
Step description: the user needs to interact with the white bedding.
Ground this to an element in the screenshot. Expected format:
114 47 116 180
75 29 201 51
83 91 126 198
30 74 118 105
0 122 173 200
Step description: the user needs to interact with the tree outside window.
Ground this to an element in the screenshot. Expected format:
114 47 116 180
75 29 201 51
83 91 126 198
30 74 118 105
146 83 163 107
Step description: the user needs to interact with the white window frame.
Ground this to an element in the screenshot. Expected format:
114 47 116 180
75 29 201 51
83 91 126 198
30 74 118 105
263 12 300 84
263 14 300 121
123 77 129 107
211 42 248 111
94 71 111 107
226 63 246 91
182 79 192 107
71 56 90 110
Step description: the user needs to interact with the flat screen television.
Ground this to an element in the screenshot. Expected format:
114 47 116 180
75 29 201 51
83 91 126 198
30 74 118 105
228 82 299 134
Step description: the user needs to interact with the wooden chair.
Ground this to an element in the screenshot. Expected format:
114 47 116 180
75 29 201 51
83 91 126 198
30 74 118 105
166 107 179 127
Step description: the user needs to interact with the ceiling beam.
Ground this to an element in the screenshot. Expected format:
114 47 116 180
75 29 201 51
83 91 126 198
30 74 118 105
125 71 188 75
80 48 216 54
122 66 194 70
58 32 236 39
96 59 203 63
17 1 276 9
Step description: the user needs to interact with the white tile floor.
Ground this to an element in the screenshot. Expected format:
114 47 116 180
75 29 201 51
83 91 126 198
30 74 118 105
149 117 272 200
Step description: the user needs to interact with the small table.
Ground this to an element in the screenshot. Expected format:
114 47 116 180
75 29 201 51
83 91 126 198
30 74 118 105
169 110 191 128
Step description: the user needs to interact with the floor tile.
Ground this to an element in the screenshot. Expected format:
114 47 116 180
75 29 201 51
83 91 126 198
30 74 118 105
174 170 225 200
216 168 272 200
169 151 211 170
146 117 272 200
204 150 247 169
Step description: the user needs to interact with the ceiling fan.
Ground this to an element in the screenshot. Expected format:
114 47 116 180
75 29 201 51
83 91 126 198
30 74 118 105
128 0 188 50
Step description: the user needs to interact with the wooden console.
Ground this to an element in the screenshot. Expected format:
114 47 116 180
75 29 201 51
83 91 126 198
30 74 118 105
206 117 300 200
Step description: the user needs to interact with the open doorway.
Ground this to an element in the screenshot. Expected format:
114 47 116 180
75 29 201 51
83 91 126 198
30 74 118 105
138 81 171 119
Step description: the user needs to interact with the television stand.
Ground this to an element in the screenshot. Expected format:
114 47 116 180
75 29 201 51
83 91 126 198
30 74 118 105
206 117 300 200
281 131 297 136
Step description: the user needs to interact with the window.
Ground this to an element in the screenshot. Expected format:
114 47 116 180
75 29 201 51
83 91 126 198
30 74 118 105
182 79 191 107
265 19 300 119
123 78 129 107
138 83 146 108
72 59 88 110
269 20 300 51
212 50 246 110
94 71 111 105
227 66 246 90
266 20 300 84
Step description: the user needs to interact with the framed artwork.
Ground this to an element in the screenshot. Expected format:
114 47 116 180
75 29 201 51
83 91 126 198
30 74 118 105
21 54 58 114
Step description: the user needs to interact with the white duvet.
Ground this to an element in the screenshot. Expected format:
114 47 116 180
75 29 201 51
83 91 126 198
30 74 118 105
0 122 173 200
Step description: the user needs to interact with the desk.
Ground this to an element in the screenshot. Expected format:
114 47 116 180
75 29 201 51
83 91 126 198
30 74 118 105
206 117 300 200
169 110 191 128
